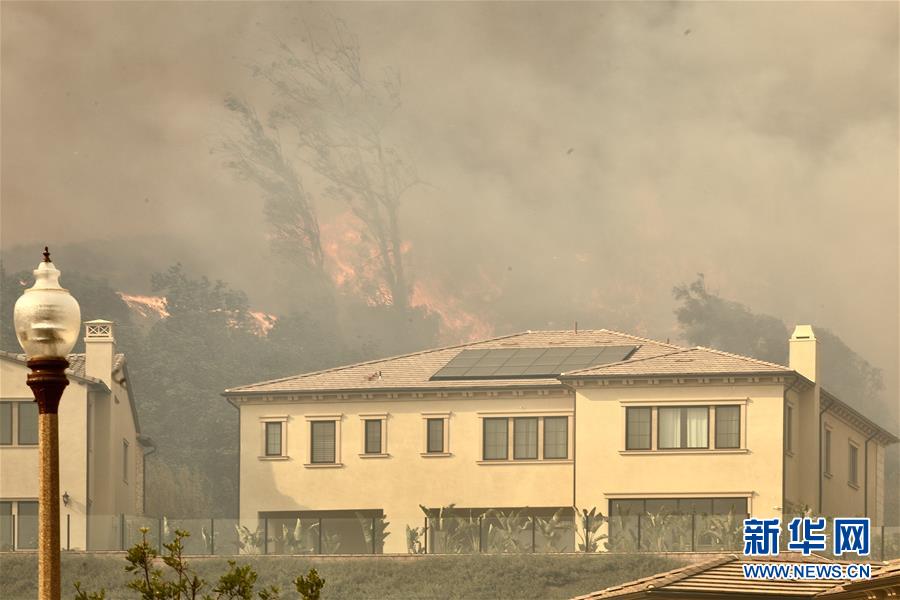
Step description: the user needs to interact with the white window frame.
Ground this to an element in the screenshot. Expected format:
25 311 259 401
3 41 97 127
258 415 289 460
304 414 343 468
421 412 450 457
359 413 388 458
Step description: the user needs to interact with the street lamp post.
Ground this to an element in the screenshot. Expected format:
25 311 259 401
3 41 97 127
14 248 81 600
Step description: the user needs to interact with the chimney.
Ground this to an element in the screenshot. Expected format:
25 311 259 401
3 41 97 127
84 319 116 387
789 324 818 382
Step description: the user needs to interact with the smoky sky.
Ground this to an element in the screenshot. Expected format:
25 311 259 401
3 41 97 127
2 2 898 406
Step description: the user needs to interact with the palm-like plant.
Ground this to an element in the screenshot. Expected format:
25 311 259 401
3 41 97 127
577 507 607 553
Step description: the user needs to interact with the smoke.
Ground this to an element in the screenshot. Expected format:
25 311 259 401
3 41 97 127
2 2 897 413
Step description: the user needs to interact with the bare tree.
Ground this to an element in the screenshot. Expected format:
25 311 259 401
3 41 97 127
253 18 422 311
219 96 326 275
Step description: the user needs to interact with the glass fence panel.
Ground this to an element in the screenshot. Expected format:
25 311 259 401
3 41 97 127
265 517 321 555
0 515 14 551
124 515 160 550
163 519 213 555
534 513 575 553
693 513 744 551
320 516 375 555
881 526 900 561
482 513 533 553
428 516 480 554
638 514 693 552
87 515 120 551
211 519 243 556
607 514 640 552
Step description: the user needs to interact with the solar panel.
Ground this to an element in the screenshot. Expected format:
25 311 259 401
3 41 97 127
430 345 638 380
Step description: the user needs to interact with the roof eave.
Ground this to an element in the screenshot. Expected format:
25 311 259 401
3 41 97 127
223 381 566 398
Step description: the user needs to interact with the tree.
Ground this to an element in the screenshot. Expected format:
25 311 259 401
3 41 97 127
224 17 422 312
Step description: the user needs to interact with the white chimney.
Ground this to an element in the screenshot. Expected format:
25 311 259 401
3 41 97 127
84 319 115 387
789 324 818 383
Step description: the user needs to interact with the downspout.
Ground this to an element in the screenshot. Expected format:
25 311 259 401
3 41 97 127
863 433 877 519
818 397 833 515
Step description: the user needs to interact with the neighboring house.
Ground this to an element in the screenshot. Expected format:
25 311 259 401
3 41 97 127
224 326 897 554
572 554 900 599
0 320 151 551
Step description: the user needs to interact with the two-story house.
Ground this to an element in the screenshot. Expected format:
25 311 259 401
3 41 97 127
0 320 151 551
224 327 897 554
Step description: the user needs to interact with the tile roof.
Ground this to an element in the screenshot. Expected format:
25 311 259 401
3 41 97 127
573 554 845 599
224 329 683 395
563 346 793 378
0 350 124 386
818 558 900 596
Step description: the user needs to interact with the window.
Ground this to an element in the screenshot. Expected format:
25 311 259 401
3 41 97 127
543 417 568 459
715 406 741 449
427 418 444 453
513 417 538 459
16 501 38 550
824 428 832 475
848 442 859 486
483 418 508 460
311 421 336 464
123 440 129 483
265 422 283 456
364 420 382 454
16 402 38 446
658 407 708 449
0 502 11 551
626 407 651 450
785 405 793 453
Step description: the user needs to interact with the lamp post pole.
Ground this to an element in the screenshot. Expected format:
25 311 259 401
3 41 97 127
28 357 69 600
14 247 80 600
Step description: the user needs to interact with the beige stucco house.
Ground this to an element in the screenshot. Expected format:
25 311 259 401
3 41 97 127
0 320 150 551
225 327 897 554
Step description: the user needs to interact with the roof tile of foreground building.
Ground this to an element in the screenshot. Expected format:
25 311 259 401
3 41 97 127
571 554 848 599
0 350 125 386
224 329 684 394
818 558 900 597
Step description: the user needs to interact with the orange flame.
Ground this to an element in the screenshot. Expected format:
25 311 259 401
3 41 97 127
118 293 170 319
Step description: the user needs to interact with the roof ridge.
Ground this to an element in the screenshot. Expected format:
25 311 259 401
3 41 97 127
224 330 535 393
562 348 693 376
694 345 790 370
598 328 685 350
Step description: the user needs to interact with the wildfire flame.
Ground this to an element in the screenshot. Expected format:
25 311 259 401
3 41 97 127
117 292 277 337
320 211 495 343
118 293 170 319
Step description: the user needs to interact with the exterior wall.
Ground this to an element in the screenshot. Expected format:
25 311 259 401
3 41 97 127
238 391 575 553
573 382 787 532
0 359 89 550
0 354 142 551
820 412 882 522
783 384 820 515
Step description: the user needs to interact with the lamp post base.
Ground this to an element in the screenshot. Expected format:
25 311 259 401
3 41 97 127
27 357 69 600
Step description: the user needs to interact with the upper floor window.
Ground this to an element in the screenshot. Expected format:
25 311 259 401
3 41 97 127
626 407 651 450
364 420 382 455
823 428 832 476
122 439 129 484
311 421 336 464
785 404 794 454
483 418 508 461
714 406 740 449
265 422 283 457
426 418 445 454
848 442 859 487
482 415 571 462
543 416 568 459
0 402 37 446
513 417 538 460
658 406 708 449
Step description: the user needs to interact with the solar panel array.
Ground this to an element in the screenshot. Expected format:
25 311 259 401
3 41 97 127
430 345 638 380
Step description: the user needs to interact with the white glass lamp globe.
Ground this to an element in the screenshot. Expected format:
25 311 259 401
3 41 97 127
13 248 81 359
